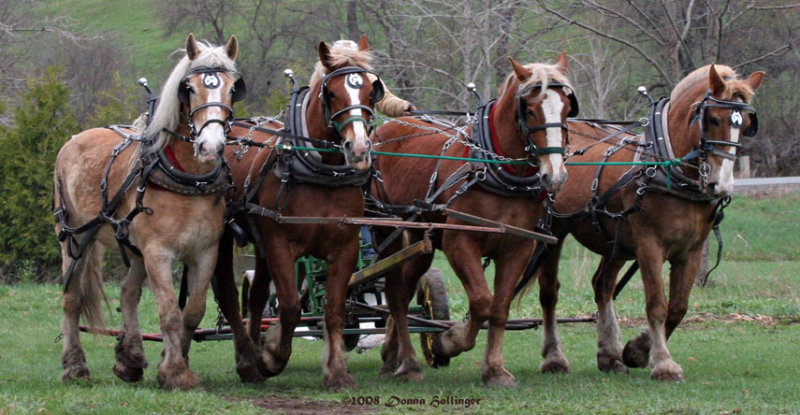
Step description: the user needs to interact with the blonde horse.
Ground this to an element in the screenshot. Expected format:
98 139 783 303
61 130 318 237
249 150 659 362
54 33 243 390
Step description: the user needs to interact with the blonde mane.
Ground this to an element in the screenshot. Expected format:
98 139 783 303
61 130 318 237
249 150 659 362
500 62 573 100
671 64 756 104
308 44 374 89
144 41 238 152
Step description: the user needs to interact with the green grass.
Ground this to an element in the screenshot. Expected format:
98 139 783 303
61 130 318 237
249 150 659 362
2 193 798 414
722 193 800 261
1 281 799 414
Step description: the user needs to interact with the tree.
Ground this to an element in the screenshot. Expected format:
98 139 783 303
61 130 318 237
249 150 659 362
0 68 77 282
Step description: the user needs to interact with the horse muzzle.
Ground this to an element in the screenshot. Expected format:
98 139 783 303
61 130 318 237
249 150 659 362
342 138 373 171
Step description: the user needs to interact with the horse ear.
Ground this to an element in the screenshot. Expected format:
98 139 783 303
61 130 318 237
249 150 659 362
708 64 726 95
318 41 334 70
357 34 370 51
746 71 765 93
186 33 199 60
225 35 239 61
555 51 568 75
508 56 532 82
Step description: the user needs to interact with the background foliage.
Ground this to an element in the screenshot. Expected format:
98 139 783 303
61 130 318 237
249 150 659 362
0 68 76 281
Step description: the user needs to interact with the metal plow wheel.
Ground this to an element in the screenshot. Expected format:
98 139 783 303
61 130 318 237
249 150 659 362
416 267 450 368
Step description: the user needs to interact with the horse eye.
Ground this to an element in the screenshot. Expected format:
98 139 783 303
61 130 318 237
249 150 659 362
708 116 720 127
527 109 535 117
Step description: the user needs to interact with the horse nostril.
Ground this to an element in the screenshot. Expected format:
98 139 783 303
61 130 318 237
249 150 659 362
541 173 552 188
343 140 354 152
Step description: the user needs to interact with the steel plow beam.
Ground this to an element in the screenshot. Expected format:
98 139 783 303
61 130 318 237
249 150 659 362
270 213 558 245
443 208 559 245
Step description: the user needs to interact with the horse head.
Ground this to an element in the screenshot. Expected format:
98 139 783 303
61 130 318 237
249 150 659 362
147 33 245 165
313 34 379 171
670 64 764 195
505 52 576 192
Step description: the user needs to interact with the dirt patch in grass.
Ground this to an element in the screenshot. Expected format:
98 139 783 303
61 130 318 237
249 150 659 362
230 395 377 415
619 312 780 328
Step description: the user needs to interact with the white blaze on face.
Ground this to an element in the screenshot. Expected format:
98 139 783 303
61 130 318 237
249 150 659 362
195 74 227 162
716 118 740 194
343 73 371 169
540 89 567 187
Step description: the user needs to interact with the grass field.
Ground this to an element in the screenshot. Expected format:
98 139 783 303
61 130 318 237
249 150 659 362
1 193 798 414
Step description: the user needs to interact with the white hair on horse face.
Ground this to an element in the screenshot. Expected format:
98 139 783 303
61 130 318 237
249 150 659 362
145 40 238 154
540 89 567 188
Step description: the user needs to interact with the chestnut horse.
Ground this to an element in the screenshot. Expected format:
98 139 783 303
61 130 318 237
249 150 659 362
213 36 379 390
54 34 243 390
531 64 763 381
371 53 576 386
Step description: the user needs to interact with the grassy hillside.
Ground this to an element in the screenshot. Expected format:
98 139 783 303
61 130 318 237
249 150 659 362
39 1 192 85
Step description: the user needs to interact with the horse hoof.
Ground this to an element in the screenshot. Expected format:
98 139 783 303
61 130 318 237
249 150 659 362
114 363 144 383
540 357 570 374
379 359 399 379
394 367 424 382
651 371 684 382
324 373 356 391
651 361 684 382
236 361 266 383
157 369 199 391
622 337 650 368
62 365 91 382
260 349 288 377
483 372 516 387
597 356 628 374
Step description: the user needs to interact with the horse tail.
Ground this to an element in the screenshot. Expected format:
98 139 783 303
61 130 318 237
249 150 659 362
64 241 109 332
56 172 109 332
513 266 541 310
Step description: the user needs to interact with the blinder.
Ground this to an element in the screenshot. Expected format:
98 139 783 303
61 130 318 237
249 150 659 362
370 78 385 106
743 112 758 137
566 88 580 118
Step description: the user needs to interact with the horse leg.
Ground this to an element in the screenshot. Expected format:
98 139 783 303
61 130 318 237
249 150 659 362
665 250 703 339
114 258 149 382
376 234 407 377
320 241 359 391
379 312 399 376
246 251 271 345
435 234 491 360
592 256 628 374
259 246 301 377
213 231 265 382
60 241 103 382
178 247 218 363
387 253 432 382
538 241 571 374
482 252 529 387
622 239 683 381
143 248 197 390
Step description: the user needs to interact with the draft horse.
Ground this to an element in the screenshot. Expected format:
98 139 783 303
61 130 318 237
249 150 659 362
213 35 380 390
371 53 576 386
531 64 764 381
54 34 244 390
